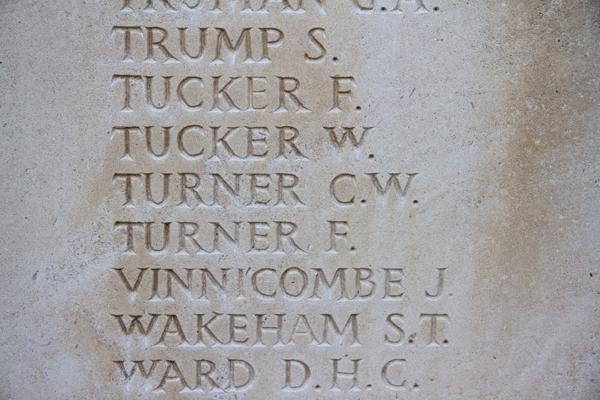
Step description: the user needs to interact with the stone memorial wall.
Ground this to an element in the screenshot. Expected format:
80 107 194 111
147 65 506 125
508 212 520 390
1 0 600 399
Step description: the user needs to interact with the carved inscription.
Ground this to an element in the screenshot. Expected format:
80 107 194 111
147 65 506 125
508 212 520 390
105 0 449 396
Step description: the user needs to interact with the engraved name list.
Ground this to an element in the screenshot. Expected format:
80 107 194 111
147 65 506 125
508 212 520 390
106 0 448 397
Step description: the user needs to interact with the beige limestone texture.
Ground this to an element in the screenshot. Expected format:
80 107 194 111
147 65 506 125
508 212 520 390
1 0 600 399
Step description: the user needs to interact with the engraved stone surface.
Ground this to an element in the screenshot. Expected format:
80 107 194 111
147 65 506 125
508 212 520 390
1 1 600 398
